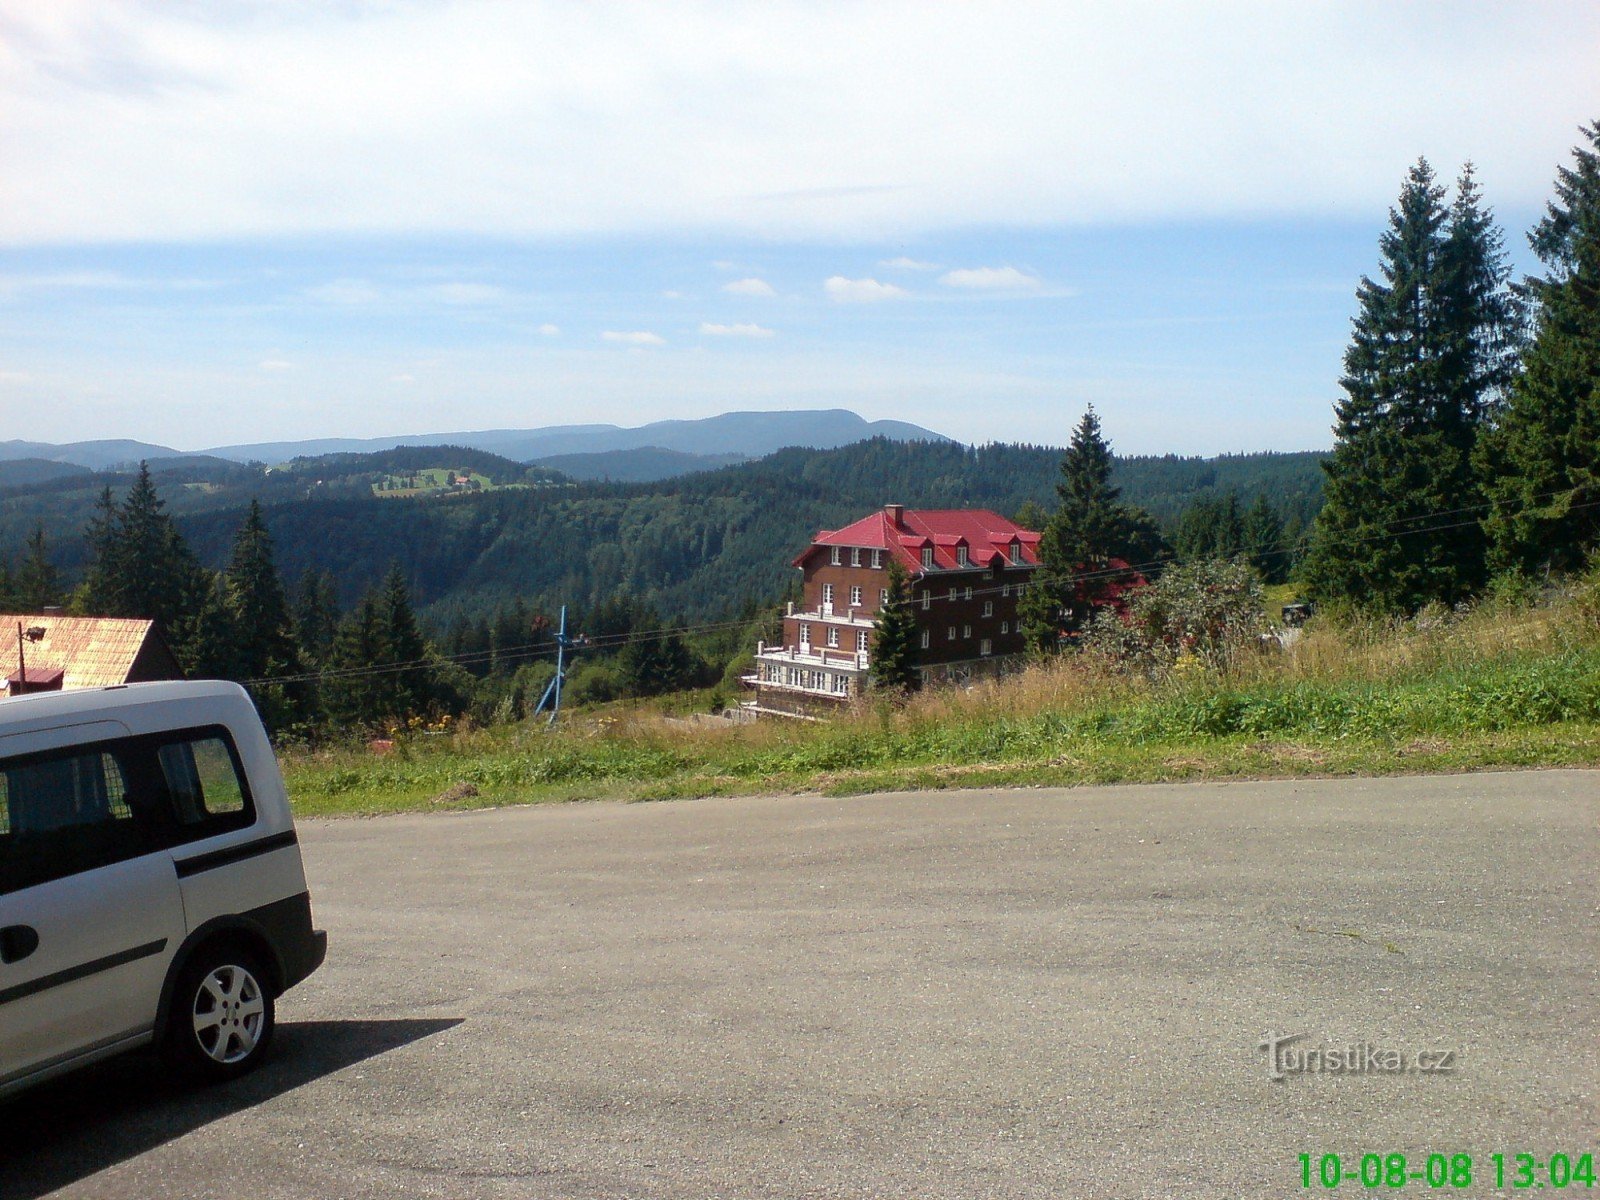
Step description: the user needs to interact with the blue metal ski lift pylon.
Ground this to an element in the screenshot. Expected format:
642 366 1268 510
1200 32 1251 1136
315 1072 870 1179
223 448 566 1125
531 605 584 728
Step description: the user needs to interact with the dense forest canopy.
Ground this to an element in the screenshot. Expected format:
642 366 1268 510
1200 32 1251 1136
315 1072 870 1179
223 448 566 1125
0 438 1326 627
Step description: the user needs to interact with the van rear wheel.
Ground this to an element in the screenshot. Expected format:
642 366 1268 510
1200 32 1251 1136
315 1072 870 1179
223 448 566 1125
165 945 275 1081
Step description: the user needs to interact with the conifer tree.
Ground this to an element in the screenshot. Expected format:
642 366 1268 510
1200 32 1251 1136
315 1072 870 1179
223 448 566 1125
1304 160 1515 611
15 525 60 610
1479 121 1600 574
294 569 341 665
225 501 306 728
1020 406 1162 651
869 557 921 695
379 565 435 717
1242 494 1286 583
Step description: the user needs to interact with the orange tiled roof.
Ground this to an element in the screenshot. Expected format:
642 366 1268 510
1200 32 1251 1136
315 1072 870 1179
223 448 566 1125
0 613 168 691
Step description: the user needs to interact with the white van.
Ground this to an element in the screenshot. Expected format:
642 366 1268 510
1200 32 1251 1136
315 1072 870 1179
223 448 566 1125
0 681 326 1097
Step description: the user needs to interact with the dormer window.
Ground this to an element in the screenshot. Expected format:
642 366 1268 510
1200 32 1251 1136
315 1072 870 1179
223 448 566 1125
1010 540 1022 564
956 544 970 567
921 547 934 569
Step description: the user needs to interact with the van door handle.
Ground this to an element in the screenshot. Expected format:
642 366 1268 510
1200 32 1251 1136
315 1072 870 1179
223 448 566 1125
0 925 39 964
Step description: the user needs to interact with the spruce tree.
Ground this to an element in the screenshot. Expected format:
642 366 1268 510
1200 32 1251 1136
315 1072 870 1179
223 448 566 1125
324 594 390 728
379 565 433 716
1020 406 1162 651
1304 160 1515 611
1242 494 1286 583
294 569 341 664
869 558 921 695
1479 121 1600 575
225 501 306 728
15 525 60 610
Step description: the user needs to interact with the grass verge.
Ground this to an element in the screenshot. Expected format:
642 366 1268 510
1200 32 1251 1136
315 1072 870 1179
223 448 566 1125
281 583 1600 816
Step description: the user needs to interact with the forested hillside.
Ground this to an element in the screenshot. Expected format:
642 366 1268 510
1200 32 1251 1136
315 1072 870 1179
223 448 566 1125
160 439 1326 625
1 436 1324 627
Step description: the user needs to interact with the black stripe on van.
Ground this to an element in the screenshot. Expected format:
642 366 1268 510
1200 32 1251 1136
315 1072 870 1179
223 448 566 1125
0 938 168 1007
173 830 298 879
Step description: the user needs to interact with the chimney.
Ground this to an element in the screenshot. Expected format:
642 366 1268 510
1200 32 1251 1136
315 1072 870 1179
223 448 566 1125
885 503 904 527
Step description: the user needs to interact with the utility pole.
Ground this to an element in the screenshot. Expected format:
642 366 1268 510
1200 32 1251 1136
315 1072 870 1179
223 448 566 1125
531 605 583 728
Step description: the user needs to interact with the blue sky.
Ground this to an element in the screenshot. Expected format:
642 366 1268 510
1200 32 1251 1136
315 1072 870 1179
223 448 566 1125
0 3 1596 455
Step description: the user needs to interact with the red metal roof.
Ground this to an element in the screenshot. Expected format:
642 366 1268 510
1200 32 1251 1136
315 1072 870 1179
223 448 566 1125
797 507 1041 573
0 614 175 693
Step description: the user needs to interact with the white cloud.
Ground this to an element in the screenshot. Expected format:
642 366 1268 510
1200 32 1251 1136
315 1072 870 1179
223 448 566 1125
699 322 774 338
940 266 1043 290
0 370 32 383
601 330 665 346
391 372 415 384
4 3 1594 244
538 323 560 336
880 257 939 270
825 276 906 303
258 358 293 371
722 277 776 297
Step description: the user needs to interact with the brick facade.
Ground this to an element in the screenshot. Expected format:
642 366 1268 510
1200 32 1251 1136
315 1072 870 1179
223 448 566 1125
749 505 1040 715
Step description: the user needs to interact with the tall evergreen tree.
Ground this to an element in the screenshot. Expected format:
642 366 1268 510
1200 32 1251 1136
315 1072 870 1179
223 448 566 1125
1479 121 1600 575
294 569 341 665
225 501 306 728
15 525 60 610
379 564 434 716
324 594 390 728
1020 406 1163 651
1304 160 1515 611
869 557 921 695
1242 494 1287 583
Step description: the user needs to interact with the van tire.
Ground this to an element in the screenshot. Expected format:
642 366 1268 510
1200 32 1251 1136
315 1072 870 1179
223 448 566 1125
164 943 276 1082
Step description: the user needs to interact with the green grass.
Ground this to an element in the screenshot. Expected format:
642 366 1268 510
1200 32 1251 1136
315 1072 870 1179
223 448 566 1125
281 622 1600 816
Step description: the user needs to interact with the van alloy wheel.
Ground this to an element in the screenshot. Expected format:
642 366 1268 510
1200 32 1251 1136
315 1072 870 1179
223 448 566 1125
192 963 267 1064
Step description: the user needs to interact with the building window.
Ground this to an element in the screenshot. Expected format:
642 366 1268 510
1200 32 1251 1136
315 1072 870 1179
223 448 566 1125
957 544 969 567
964 586 973 601
1001 621 1009 634
981 638 993 657
850 585 863 607
871 549 882 569
921 546 934 569
831 546 841 565
963 624 971 639
799 623 810 648
921 591 930 610
983 601 993 617
851 547 861 567
1011 541 1022 564
947 626 956 641
880 588 889 606
823 583 834 607
948 587 957 602
920 630 930 649
856 630 869 652
827 627 839 647
1001 584 1010 598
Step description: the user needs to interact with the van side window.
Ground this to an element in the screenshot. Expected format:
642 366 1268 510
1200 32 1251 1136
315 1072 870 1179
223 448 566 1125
0 745 154 895
156 732 253 840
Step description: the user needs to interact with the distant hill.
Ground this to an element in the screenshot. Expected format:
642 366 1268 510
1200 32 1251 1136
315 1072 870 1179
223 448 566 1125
0 458 93 490
0 438 188 470
200 408 951 464
533 446 748 482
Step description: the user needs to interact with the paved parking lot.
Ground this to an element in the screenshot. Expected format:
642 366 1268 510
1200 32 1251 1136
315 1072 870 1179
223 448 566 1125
6 770 1597 1198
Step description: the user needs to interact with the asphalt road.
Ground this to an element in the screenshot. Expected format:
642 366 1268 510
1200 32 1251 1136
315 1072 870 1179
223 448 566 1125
6 770 1597 1198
